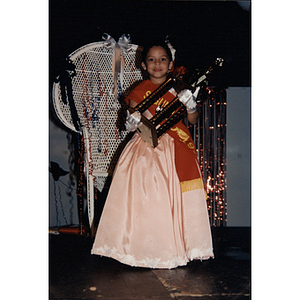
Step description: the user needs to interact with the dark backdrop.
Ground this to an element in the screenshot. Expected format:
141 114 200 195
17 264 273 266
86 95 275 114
50 0 250 87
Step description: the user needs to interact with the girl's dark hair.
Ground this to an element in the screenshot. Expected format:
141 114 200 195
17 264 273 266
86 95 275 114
141 38 173 63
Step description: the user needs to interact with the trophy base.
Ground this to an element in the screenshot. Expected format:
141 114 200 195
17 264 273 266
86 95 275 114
128 107 158 148
137 115 158 148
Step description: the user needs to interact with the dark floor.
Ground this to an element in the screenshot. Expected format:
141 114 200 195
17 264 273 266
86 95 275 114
49 227 250 300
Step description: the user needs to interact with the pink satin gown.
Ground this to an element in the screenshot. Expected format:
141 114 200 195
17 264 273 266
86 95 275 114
91 131 214 269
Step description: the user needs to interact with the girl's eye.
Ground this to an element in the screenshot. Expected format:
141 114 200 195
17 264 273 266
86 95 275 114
161 58 166 61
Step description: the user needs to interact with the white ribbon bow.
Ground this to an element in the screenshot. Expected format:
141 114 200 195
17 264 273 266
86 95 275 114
165 36 176 62
102 33 132 109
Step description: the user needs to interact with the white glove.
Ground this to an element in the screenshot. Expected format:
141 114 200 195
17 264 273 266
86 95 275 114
125 110 142 132
178 87 200 114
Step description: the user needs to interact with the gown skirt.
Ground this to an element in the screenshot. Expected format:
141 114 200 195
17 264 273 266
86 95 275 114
91 132 214 269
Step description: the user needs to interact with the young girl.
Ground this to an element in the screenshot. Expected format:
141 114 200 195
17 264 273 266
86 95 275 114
91 39 214 269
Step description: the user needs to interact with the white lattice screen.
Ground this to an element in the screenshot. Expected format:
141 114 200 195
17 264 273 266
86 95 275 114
52 39 144 228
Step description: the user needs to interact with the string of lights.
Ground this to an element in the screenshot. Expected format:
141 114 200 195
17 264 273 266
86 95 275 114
190 87 227 227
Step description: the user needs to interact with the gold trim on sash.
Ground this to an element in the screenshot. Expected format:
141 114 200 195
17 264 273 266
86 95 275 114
180 178 204 193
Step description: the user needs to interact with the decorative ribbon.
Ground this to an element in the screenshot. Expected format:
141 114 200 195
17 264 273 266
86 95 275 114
165 35 176 62
102 33 132 109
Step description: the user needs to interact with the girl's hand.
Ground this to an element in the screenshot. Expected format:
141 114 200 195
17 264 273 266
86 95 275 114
125 110 142 132
178 87 200 114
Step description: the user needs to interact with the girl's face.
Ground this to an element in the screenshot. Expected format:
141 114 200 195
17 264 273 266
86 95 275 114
142 46 173 85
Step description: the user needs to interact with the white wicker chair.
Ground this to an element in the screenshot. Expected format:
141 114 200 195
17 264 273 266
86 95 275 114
52 36 144 232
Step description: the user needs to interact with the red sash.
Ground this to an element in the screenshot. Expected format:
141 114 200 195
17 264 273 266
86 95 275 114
125 80 204 192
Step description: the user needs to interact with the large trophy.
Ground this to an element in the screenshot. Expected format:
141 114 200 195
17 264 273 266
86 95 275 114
128 58 224 148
